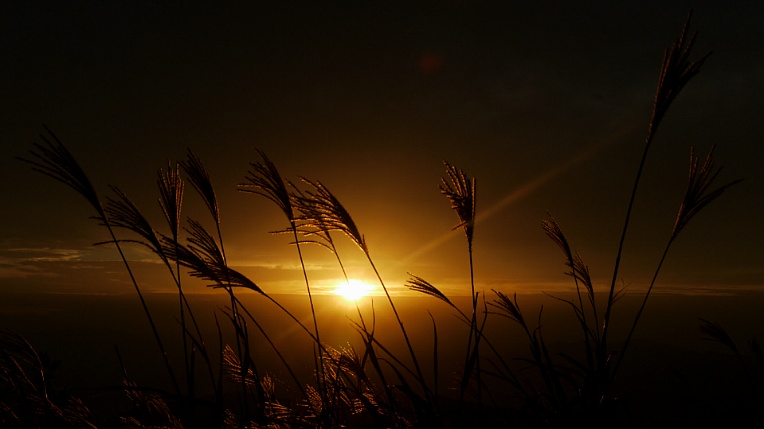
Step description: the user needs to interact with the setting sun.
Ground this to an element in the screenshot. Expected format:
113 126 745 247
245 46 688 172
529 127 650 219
333 279 374 301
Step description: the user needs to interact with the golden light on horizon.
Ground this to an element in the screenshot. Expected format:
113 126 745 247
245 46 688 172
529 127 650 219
333 279 375 301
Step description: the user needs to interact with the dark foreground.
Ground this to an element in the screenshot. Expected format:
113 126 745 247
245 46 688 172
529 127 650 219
1 290 763 427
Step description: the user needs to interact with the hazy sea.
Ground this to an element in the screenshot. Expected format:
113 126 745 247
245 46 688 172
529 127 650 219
2 290 764 422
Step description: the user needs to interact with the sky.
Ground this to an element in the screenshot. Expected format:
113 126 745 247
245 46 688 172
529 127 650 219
2 1 763 298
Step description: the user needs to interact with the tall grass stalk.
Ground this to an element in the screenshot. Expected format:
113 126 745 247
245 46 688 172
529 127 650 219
165 206 335 422
530 14 739 417
14 12 745 428
104 183 216 421
238 150 332 423
182 151 264 424
612 146 742 378
292 178 435 408
157 162 197 406
18 128 181 397
440 161 484 407
601 12 709 366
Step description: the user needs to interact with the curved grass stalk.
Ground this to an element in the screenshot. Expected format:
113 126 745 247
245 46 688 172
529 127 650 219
292 177 434 405
18 128 181 396
405 275 526 395
238 150 331 422
601 13 710 395
105 186 213 399
157 162 195 402
542 214 598 380
612 146 741 379
182 150 262 422
440 161 482 406
167 218 334 420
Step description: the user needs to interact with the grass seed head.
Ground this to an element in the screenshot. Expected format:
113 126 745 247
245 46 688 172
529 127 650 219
440 161 476 248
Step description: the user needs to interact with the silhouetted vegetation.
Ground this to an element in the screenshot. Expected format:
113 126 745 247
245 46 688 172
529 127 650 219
6 13 750 428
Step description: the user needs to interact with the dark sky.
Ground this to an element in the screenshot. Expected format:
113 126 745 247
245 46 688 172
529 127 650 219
2 1 763 297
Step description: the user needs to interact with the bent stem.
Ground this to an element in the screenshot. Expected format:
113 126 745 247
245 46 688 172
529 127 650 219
614 146 741 380
183 150 277 422
19 129 180 396
365 256 433 404
601 14 710 393
239 151 328 414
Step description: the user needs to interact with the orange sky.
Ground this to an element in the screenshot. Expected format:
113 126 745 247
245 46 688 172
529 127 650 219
2 1 763 299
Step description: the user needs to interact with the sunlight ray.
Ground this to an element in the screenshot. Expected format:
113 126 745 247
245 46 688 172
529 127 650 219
398 128 632 265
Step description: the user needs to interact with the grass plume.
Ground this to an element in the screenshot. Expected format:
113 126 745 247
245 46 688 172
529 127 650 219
18 129 181 396
10 12 748 428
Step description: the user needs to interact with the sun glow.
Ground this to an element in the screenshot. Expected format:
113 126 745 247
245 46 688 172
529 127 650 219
333 279 374 301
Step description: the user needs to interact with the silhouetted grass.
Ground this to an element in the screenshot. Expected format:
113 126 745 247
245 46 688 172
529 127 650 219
6 12 748 429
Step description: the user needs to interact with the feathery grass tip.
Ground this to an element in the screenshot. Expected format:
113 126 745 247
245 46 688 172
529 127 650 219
440 161 476 247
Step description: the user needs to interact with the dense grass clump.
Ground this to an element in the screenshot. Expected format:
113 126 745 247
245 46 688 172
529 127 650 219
6 13 746 428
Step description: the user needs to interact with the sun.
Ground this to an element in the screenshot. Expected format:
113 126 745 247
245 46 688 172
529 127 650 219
333 279 374 301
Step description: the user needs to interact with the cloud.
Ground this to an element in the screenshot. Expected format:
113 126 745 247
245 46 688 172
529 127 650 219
228 260 331 272
0 264 47 279
0 246 95 279
0 248 84 279
1 247 85 262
